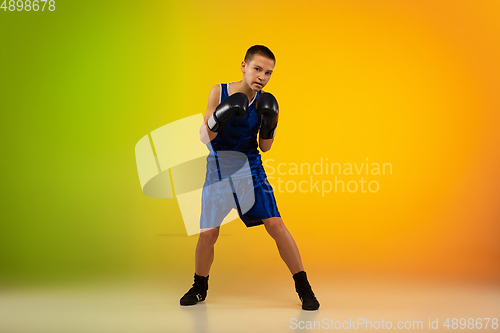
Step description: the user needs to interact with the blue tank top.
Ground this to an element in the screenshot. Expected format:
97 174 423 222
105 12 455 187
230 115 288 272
206 83 267 187
209 83 261 154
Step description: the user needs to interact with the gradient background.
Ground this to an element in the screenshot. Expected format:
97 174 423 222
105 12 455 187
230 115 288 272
1 0 499 304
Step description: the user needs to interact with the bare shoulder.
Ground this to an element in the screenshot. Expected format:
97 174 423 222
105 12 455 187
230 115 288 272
204 84 222 121
209 84 221 99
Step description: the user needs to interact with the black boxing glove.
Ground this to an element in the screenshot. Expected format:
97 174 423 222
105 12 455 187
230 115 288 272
256 92 279 139
207 92 249 132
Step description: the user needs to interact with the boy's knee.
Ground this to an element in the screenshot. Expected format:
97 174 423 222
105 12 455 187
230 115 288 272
264 217 286 237
199 227 219 243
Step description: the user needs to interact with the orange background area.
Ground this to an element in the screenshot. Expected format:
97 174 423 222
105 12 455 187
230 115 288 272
0 0 499 286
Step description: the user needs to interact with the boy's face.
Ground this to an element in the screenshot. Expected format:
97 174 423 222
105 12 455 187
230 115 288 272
241 54 275 91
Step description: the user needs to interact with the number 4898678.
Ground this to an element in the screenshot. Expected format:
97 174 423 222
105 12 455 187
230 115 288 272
1 0 55 11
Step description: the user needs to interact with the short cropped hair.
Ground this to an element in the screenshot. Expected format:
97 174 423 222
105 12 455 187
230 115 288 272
244 45 276 64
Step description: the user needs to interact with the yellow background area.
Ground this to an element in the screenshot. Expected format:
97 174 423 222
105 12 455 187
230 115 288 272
0 0 499 287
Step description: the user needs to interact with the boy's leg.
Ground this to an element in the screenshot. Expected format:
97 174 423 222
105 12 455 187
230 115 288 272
263 217 320 310
195 227 220 276
180 227 220 306
263 217 303 274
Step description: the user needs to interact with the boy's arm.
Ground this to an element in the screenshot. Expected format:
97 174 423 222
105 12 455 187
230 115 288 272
259 137 274 152
199 84 221 144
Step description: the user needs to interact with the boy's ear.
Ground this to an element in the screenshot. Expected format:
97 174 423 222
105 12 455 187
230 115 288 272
240 61 246 73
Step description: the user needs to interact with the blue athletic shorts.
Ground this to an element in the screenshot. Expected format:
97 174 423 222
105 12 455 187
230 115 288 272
199 152 280 229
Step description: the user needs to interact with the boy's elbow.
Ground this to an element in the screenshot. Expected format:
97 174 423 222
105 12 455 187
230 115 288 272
259 138 274 152
260 143 272 153
199 124 209 144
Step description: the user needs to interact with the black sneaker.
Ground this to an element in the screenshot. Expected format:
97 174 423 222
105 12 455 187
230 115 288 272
293 271 320 310
180 273 209 306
